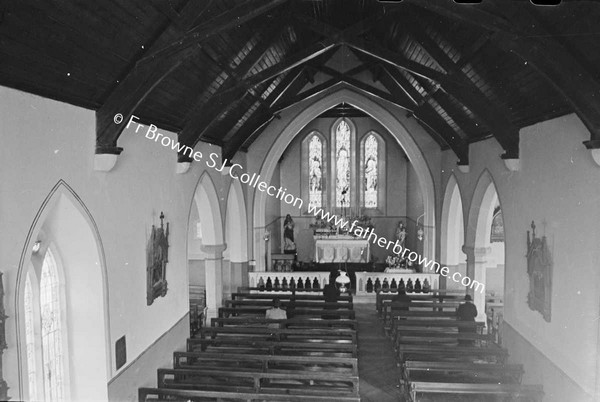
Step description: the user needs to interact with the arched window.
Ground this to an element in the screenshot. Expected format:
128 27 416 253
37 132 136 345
39 248 66 401
24 247 68 401
363 134 378 208
308 135 323 209
335 119 352 208
359 132 386 213
24 274 38 401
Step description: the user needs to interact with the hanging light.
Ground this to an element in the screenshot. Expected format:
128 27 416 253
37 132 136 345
335 271 351 293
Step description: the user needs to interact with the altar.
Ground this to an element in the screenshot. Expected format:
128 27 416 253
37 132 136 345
314 235 370 263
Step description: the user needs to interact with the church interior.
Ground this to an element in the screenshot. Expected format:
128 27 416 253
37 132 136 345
1 0 599 401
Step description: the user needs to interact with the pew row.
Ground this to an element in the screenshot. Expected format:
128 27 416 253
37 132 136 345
187 338 358 358
139 387 360 401
173 351 358 375
157 367 359 396
218 306 355 319
397 344 509 363
211 317 358 330
200 326 357 343
408 382 543 402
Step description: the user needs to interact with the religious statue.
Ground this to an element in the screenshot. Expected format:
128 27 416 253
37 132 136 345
283 214 296 253
147 212 169 305
395 221 406 247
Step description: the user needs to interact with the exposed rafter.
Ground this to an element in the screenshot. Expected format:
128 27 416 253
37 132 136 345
177 11 291 150
402 16 519 157
95 0 286 154
408 0 600 150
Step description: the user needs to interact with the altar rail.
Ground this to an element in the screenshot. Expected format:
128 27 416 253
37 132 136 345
355 272 439 296
248 271 330 293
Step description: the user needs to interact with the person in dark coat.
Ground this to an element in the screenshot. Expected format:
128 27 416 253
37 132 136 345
391 289 412 320
322 283 340 319
457 294 478 346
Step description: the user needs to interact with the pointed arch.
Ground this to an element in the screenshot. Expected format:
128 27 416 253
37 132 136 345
15 180 110 400
252 86 436 270
440 174 465 265
225 180 248 263
190 173 224 247
466 169 502 249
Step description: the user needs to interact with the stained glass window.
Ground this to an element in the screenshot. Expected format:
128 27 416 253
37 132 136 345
308 135 323 208
40 249 65 402
25 274 38 401
335 120 351 208
490 206 504 243
364 135 378 208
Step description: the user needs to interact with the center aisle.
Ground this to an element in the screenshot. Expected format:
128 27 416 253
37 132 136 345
355 303 404 402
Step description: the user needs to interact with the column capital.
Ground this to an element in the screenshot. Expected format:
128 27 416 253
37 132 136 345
462 245 491 262
200 243 227 259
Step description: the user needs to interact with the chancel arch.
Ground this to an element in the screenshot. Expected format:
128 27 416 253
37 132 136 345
440 174 465 290
252 87 436 270
187 173 225 319
14 181 110 401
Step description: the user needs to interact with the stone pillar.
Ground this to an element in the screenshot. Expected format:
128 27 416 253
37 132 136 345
201 244 226 320
463 245 491 324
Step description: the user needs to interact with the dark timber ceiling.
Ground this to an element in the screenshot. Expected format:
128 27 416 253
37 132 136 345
2 0 600 165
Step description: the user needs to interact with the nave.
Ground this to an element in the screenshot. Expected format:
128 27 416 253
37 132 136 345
139 286 543 402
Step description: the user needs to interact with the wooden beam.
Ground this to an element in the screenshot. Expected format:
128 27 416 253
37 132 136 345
403 18 519 156
95 0 285 152
381 65 469 163
409 0 600 147
221 67 306 158
138 0 288 66
316 65 415 111
178 15 289 147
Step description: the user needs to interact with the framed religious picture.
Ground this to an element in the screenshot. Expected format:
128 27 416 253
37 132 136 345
147 212 169 305
526 221 553 322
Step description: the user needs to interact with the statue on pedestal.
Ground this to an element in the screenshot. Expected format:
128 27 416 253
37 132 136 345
283 214 296 253
395 221 406 247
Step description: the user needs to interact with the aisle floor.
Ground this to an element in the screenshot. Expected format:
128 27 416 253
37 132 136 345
355 303 404 402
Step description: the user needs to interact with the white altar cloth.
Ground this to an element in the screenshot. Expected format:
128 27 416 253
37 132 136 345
314 237 370 263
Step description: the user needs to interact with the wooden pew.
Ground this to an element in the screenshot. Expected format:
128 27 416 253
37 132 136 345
225 299 354 309
157 367 359 396
402 361 524 385
200 326 357 343
139 387 361 401
218 306 355 319
397 344 509 364
383 309 458 327
187 338 358 357
391 319 485 341
173 351 359 375
376 291 464 314
232 292 352 302
381 300 460 321
211 317 358 330
408 382 543 402
395 331 492 348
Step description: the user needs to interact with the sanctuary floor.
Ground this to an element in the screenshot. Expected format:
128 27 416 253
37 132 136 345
356 304 405 401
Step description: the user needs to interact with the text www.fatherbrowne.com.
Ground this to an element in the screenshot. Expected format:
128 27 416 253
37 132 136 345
123 114 484 294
